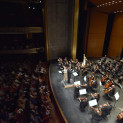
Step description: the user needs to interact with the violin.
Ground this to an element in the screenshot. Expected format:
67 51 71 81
105 81 113 89
101 75 108 83
104 85 115 94
90 107 102 116
89 76 94 83
117 112 123 120
104 87 112 94
89 81 94 86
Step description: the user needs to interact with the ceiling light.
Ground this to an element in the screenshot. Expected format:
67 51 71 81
28 6 31 9
112 3 114 4
102 4 104 5
115 2 118 3
114 12 116 13
109 4 111 5
120 11 122 12
117 11 119 12
119 1 122 2
100 5 102 6
109 2 111 3
105 3 107 4
97 6 99 7
112 1 115 2
33 7 35 9
40 1 42 3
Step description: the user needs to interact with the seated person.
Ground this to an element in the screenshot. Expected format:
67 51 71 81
90 93 100 102
79 97 88 112
99 102 112 118
74 85 80 99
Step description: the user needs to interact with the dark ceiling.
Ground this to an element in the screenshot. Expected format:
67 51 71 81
0 0 44 27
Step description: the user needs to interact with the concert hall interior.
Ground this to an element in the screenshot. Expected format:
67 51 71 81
0 0 123 123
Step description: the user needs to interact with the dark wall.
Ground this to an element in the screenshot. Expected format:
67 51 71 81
47 0 74 60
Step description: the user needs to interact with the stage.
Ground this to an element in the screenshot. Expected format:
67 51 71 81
49 61 123 123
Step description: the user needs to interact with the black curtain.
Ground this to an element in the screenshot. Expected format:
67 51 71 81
102 14 114 56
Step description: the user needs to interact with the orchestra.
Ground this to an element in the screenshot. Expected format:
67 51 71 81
57 55 123 122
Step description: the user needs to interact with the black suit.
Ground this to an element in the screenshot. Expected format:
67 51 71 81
67 68 72 83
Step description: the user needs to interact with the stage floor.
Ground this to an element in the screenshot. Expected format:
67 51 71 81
50 62 123 123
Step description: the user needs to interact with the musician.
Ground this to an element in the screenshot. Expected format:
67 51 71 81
91 107 102 123
104 85 115 98
67 67 72 83
118 76 123 85
63 66 68 83
117 108 123 122
74 85 80 99
99 102 112 118
79 97 88 112
90 93 100 102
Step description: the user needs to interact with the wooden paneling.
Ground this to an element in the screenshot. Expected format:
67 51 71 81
87 9 108 57
108 14 123 59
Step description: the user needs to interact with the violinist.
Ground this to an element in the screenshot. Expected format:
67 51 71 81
78 97 88 112
101 74 108 85
90 93 100 102
105 79 114 89
117 107 123 121
104 85 115 98
74 85 80 99
90 107 102 123
99 102 112 118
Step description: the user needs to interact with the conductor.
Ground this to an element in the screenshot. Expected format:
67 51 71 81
67 67 72 83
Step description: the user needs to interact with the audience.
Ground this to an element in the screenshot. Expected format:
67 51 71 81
0 59 51 123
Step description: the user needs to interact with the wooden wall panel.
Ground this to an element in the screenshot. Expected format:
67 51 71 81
108 14 123 59
87 9 108 57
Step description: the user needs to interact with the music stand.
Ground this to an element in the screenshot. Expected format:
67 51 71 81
79 89 87 95
89 99 98 107
114 92 120 109
58 71 63 80
73 72 78 81
74 81 80 85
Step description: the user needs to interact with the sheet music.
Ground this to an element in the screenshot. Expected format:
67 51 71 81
74 81 80 85
79 89 87 95
73 72 78 76
58 71 62 73
89 99 98 107
114 92 120 101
